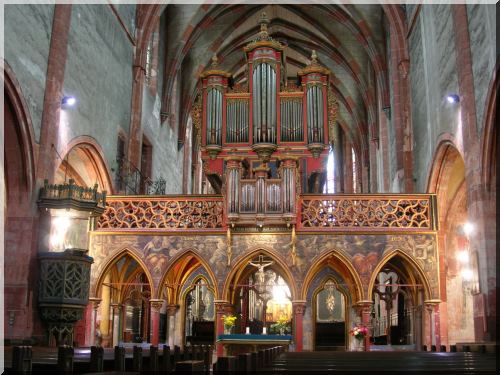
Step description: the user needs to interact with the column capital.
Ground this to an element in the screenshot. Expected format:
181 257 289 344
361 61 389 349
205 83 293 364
110 302 122 312
166 304 179 315
292 300 307 315
424 299 441 312
150 299 164 312
89 297 102 310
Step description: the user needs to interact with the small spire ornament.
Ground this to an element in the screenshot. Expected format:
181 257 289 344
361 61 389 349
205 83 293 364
211 53 219 68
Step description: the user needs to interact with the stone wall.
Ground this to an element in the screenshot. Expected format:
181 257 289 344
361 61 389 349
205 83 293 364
62 5 134 175
405 5 496 192
4 4 54 142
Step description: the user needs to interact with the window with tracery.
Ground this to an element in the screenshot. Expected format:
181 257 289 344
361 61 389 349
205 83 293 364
352 147 358 193
323 146 335 193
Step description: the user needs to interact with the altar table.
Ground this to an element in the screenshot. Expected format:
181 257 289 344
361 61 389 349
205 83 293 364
216 334 292 356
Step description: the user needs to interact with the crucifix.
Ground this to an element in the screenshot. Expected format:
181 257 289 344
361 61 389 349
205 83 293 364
248 255 274 328
373 271 399 345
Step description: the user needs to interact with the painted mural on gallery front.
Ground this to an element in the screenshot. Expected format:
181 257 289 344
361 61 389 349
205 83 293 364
89 232 439 301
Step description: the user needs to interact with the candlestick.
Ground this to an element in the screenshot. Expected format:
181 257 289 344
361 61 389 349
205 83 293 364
246 327 250 334
263 327 267 335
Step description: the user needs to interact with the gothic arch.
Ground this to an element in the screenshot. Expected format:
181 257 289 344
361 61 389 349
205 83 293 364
480 67 498 192
301 250 364 302
157 249 219 302
222 247 298 302
56 136 114 193
2 60 36 200
93 248 155 299
367 249 432 301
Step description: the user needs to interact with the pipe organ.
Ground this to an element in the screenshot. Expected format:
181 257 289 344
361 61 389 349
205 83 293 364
199 13 337 227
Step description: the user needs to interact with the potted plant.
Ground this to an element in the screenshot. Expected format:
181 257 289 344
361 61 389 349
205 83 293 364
221 314 237 334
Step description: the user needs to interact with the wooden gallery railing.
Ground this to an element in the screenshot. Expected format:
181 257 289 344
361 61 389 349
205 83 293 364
95 194 436 232
298 194 437 231
96 196 225 231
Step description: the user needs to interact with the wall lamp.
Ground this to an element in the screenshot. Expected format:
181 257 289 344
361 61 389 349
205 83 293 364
62 96 77 108
446 94 460 104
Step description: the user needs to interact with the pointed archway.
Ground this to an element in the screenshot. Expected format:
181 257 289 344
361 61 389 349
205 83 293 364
368 250 432 350
94 249 154 347
158 250 218 347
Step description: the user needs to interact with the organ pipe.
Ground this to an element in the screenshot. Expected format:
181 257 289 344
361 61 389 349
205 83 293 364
252 62 277 144
206 87 223 146
306 85 324 144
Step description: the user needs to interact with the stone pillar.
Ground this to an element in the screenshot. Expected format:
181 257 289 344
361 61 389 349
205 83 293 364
331 122 342 193
357 301 373 351
36 4 72 183
343 139 353 193
150 299 164 346
425 301 441 349
111 303 121 347
89 298 101 346
166 304 179 348
292 301 306 352
215 300 232 357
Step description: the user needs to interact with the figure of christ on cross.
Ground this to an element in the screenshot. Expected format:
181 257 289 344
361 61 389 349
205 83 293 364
248 255 275 330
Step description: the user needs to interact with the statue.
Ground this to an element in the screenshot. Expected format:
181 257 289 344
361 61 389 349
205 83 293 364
249 255 274 289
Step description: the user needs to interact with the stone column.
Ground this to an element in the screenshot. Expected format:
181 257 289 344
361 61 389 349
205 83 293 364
150 299 164 346
89 298 101 346
424 301 441 349
36 4 72 183
215 300 232 357
111 303 122 347
343 139 353 193
357 301 373 351
292 301 306 352
166 304 179 348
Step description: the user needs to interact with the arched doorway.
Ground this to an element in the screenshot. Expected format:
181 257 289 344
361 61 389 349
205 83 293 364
302 252 362 351
428 143 475 345
183 276 215 345
369 253 430 350
224 251 295 336
158 251 217 347
96 251 154 347
313 277 348 350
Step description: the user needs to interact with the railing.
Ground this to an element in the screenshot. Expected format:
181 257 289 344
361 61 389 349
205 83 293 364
298 194 436 231
96 196 224 231
116 157 166 195
39 179 107 208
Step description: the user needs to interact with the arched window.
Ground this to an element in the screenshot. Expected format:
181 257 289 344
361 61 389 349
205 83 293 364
323 146 335 193
352 147 358 193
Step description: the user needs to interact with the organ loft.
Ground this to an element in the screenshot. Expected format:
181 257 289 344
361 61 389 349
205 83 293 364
3 3 496 371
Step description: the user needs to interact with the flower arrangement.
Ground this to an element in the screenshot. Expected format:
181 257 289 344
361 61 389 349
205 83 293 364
271 316 290 334
349 325 368 340
221 314 237 329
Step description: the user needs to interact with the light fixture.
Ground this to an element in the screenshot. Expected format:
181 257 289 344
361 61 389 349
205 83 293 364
463 222 474 236
457 250 469 264
461 268 473 281
62 96 77 107
446 94 460 104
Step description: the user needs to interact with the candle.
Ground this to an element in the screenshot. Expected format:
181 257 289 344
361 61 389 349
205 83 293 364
246 327 250 334
263 327 267 335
